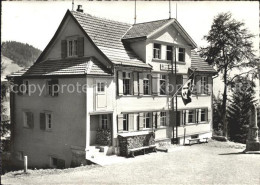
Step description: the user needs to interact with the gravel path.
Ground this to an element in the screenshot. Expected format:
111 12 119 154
2 141 260 185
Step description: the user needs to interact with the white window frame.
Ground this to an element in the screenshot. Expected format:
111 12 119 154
143 112 152 129
160 112 167 126
123 72 131 95
178 48 185 62
201 76 207 94
67 37 78 57
143 74 151 95
187 110 195 124
153 43 161 59
200 109 207 122
97 82 105 94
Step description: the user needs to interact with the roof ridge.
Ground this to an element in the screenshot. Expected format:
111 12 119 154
71 10 131 26
134 18 174 25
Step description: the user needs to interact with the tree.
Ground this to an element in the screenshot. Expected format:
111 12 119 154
227 77 256 144
213 93 223 134
200 12 257 138
1 62 10 138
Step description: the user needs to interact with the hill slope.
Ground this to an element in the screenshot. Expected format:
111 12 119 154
1 41 42 68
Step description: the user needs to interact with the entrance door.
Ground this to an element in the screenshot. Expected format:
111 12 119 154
95 80 107 110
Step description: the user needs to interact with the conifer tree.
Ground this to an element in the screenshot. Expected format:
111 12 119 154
227 77 256 143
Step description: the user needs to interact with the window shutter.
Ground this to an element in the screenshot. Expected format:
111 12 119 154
207 76 213 95
77 37 84 57
152 112 157 129
195 75 201 95
133 72 139 95
152 74 159 95
206 108 209 122
195 109 199 124
57 159 65 169
51 79 59 97
61 40 67 58
117 114 124 132
138 113 144 130
157 112 161 127
138 73 144 96
40 113 46 130
117 71 123 96
128 114 134 131
27 112 34 129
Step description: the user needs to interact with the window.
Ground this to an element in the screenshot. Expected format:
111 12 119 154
123 72 131 95
143 74 151 95
201 76 207 94
143 112 152 128
97 82 105 93
68 39 78 57
160 112 167 126
101 115 108 129
166 46 173 61
46 113 52 130
123 114 129 131
153 44 161 59
160 75 167 95
40 112 53 131
47 79 59 97
200 109 207 122
188 110 195 123
23 111 34 128
178 48 185 62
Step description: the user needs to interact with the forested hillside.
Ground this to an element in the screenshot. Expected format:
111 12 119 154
1 41 42 67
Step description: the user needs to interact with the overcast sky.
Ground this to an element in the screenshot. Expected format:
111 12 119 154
2 0 259 55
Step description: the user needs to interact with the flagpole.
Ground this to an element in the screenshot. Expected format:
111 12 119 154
171 47 175 143
175 47 178 143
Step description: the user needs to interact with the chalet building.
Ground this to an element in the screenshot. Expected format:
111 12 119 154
8 8 216 168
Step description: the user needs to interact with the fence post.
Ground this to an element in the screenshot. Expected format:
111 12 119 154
24 156 27 173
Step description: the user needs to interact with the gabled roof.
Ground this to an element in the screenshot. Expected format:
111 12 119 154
71 11 151 68
191 50 217 74
7 57 112 78
122 18 197 48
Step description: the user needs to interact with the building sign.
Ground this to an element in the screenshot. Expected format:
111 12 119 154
160 64 178 72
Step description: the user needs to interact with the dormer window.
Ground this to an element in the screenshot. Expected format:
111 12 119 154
153 44 161 59
61 37 84 58
178 48 185 62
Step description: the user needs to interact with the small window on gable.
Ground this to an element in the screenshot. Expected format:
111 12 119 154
123 72 131 95
97 82 105 93
68 39 78 57
153 44 161 59
178 48 185 62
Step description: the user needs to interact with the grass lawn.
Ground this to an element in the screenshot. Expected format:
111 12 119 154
2 140 260 184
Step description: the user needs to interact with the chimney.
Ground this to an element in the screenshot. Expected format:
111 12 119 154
76 5 83 13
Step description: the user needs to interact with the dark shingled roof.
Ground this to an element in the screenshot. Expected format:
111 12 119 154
8 57 111 77
122 19 173 39
191 50 217 73
71 11 151 68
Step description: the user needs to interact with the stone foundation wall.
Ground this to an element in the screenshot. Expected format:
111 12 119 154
118 133 155 156
96 128 111 146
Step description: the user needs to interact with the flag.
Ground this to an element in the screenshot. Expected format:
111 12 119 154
181 68 195 105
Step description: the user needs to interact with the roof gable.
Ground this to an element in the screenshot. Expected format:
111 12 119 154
191 50 217 73
122 19 197 48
